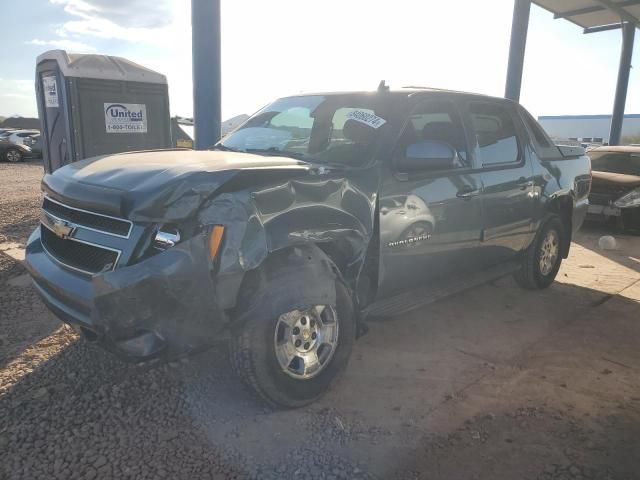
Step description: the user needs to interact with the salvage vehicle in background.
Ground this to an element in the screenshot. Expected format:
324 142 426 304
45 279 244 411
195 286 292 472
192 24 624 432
24 87 591 407
23 133 42 158
3 129 40 146
0 141 32 163
587 146 640 232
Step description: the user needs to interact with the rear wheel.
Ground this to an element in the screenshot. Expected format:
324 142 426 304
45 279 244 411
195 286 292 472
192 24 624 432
230 277 355 408
514 216 564 289
5 149 23 163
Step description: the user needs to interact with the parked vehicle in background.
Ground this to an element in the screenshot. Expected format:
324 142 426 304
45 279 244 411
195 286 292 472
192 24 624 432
4 129 40 146
587 145 640 231
23 133 42 158
0 142 32 163
0 128 16 138
25 87 591 407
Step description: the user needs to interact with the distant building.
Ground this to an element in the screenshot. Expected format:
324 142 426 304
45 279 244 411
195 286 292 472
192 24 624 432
0 116 40 129
538 114 640 144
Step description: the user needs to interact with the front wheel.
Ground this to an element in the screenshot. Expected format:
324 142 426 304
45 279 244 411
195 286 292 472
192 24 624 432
230 278 355 408
5 148 23 163
514 216 565 290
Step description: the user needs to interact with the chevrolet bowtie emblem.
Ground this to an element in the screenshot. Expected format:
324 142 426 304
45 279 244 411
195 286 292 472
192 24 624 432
41 212 76 239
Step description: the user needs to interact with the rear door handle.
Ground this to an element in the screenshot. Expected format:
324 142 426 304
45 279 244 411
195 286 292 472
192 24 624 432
456 186 480 199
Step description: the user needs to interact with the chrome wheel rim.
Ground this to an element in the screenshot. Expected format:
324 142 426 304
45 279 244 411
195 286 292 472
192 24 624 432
407 223 430 238
274 305 339 380
6 150 21 163
539 229 559 276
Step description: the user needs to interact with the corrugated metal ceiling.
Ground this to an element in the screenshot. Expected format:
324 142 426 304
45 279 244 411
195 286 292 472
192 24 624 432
533 0 640 29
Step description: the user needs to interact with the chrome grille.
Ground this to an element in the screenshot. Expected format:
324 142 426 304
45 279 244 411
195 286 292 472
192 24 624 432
589 183 635 206
43 197 132 238
40 225 120 275
589 193 615 206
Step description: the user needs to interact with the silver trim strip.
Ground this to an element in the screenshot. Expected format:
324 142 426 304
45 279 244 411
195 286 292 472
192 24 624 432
43 195 133 239
40 223 122 277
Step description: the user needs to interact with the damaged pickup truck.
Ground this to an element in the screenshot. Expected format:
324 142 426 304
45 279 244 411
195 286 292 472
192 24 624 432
25 88 592 407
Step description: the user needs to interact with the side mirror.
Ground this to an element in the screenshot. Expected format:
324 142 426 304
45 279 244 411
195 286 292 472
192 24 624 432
397 140 457 172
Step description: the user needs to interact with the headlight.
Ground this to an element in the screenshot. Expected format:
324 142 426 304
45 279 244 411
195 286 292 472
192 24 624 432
614 188 640 208
154 228 181 250
152 225 225 260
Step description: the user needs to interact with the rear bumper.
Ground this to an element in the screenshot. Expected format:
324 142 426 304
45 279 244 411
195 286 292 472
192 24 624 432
25 227 228 362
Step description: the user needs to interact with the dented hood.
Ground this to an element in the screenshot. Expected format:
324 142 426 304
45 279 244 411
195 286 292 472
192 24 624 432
42 149 310 222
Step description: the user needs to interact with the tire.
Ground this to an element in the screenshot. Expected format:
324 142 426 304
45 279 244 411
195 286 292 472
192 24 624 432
514 216 565 290
5 149 23 163
230 277 356 408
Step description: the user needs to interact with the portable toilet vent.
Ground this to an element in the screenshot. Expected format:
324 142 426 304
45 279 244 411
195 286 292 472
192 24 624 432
35 50 171 173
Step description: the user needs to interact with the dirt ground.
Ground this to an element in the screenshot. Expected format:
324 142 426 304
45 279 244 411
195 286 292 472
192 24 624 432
1 161 639 480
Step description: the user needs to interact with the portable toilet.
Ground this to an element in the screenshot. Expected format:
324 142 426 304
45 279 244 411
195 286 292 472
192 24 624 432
35 50 171 173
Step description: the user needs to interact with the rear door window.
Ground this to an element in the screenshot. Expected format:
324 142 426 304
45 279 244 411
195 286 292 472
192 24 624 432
519 107 561 159
468 102 521 166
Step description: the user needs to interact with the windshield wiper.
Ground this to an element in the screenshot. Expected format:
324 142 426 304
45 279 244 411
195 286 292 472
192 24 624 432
245 148 307 161
210 144 240 152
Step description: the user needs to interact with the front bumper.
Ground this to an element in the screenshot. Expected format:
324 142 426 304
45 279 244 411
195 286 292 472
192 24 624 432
587 203 622 218
587 200 640 230
24 227 228 362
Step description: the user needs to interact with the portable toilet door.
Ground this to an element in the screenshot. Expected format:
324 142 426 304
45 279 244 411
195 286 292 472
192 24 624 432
35 57 73 173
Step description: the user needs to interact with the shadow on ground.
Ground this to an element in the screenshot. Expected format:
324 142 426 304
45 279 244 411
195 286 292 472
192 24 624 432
2 276 640 480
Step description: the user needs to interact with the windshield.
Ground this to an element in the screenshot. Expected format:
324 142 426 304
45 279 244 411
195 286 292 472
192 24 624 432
589 151 640 176
218 94 390 166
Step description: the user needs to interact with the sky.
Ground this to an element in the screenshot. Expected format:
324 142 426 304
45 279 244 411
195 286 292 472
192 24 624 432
0 0 639 121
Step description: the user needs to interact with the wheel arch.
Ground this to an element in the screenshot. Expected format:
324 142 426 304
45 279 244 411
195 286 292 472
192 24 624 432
231 244 341 326
546 194 573 258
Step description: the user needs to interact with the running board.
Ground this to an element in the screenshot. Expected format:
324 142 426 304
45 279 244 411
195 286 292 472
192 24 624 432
365 261 520 319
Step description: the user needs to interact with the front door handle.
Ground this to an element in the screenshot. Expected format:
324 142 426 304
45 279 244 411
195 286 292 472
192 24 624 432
517 179 534 190
456 186 480 199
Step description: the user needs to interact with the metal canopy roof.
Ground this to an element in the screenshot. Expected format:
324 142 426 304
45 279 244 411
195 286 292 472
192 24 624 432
533 0 640 32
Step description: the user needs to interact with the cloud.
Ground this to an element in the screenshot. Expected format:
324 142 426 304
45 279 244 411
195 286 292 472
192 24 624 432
49 0 179 45
51 0 172 29
1 79 34 93
27 38 96 52
0 80 37 117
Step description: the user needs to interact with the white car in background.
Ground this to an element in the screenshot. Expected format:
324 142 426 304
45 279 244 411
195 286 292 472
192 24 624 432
1 130 40 146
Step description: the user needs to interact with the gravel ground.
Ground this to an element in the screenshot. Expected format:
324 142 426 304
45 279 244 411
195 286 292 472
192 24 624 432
1 161 640 479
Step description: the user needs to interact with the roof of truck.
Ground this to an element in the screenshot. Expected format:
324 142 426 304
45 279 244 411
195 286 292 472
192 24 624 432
284 87 509 102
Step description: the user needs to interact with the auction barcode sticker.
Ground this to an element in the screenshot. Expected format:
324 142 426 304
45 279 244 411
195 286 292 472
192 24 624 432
346 110 386 129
